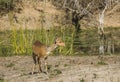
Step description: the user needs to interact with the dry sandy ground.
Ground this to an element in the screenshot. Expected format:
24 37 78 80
0 55 120 82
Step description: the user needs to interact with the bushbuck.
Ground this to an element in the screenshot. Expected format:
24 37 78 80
32 37 65 74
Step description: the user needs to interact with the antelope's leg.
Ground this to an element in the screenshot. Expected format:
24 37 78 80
32 53 37 74
44 57 48 74
37 57 42 72
32 64 36 74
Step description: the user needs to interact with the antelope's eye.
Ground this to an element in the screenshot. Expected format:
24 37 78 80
59 41 62 43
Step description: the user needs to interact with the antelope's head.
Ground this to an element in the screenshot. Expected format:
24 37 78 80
55 37 65 47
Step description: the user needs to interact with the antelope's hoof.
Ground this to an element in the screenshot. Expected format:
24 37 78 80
31 72 38 75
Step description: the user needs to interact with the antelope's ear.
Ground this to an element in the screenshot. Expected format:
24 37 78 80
55 37 60 42
56 37 61 41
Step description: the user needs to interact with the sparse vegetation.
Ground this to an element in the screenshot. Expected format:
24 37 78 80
80 78 85 82
97 61 108 65
5 63 15 67
53 69 62 75
47 65 52 71
0 77 4 82
93 73 97 79
0 0 23 16
64 64 69 67
59 80 63 82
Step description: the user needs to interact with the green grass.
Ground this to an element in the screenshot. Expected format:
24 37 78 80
0 27 120 56
0 27 76 56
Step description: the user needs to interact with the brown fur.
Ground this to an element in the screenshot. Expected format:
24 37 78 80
32 40 46 57
31 38 65 74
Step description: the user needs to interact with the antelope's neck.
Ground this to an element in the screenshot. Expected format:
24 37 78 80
46 44 57 55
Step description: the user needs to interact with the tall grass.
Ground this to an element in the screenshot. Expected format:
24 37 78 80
0 12 76 56
0 27 120 56
0 25 120 56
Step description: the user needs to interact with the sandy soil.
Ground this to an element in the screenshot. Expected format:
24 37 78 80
0 55 120 82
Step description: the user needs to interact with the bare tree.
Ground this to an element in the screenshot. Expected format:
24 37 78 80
98 0 119 55
52 0 119 55
52 0 119 31
62 0 95 31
